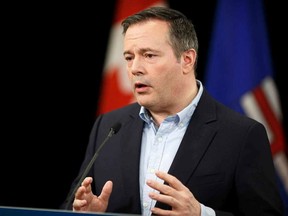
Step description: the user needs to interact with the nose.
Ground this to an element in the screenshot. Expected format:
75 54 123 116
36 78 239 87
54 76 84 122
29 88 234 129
130 57 144 76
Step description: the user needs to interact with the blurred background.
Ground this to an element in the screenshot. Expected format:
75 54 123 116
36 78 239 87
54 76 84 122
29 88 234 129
1 0 287 211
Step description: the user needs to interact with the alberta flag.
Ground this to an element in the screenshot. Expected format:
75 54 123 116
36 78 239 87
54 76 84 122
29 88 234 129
97 0 167 115
204 0 288 214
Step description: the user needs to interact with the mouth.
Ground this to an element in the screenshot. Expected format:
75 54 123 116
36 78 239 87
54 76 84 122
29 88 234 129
134 82 149 93
135 83 147 88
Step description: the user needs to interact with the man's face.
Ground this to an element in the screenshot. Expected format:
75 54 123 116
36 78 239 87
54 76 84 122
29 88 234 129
123 20 185 113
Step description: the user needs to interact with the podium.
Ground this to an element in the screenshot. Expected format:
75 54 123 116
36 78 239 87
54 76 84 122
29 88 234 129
0 206 141 216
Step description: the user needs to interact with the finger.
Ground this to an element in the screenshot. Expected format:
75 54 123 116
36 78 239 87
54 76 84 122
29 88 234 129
155 171 185 190
149 190 176 206
147 179 173 196
151 206 171 216
82 177 93 193
99 180 113 201
75 177 93 198
73 199 88 211
75 185 86 198
81 177 93 187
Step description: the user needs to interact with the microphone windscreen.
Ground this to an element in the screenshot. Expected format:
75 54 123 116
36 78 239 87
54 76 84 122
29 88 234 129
111 122 122 134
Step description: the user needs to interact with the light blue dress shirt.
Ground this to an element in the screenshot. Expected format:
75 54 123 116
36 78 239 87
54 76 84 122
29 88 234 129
139 80 215 216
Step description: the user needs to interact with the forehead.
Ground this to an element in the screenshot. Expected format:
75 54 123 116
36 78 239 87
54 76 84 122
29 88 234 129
124 20 170 49
126 19 169 33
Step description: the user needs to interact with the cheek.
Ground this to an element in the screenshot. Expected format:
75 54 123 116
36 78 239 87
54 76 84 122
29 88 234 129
154 73 178 96
127 69 133 81
162 65 182 84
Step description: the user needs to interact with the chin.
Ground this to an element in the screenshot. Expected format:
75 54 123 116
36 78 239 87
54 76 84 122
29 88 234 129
136 100 149 108
135 95 154 108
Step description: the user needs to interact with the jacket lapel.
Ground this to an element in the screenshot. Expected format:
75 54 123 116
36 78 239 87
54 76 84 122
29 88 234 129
119 104 144 211
155 90 218 210
169 89 218 184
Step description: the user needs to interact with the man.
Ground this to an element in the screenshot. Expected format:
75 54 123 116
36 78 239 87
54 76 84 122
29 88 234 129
61 6 284 215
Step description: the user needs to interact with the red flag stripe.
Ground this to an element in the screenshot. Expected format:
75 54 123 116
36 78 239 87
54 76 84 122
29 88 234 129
114 0 167 23
98 1 167 115
253 86 286 155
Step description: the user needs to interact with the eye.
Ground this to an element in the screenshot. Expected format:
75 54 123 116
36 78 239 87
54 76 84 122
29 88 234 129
124 55 133 62
144 53 155 59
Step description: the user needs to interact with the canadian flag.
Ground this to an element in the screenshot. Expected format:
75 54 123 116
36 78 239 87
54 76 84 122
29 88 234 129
97 0 168 115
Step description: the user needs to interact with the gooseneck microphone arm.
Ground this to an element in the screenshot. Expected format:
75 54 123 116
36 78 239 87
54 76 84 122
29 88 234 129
64 122 122 210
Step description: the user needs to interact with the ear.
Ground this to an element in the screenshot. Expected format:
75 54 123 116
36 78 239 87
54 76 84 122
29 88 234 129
182 49 197 74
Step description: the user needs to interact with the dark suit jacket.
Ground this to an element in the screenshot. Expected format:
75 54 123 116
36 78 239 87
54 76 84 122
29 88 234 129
62 89 284 215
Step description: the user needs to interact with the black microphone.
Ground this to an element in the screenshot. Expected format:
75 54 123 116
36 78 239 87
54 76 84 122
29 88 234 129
64 122 122 210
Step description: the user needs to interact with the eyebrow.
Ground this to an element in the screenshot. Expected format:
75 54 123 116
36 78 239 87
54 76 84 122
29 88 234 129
123 48 159 56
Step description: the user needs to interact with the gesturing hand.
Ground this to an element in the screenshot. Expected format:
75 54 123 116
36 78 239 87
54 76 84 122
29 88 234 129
72 177 113 213
147 171 201 216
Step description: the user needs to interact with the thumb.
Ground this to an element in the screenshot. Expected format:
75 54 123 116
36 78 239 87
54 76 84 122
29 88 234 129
99 180 113 202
